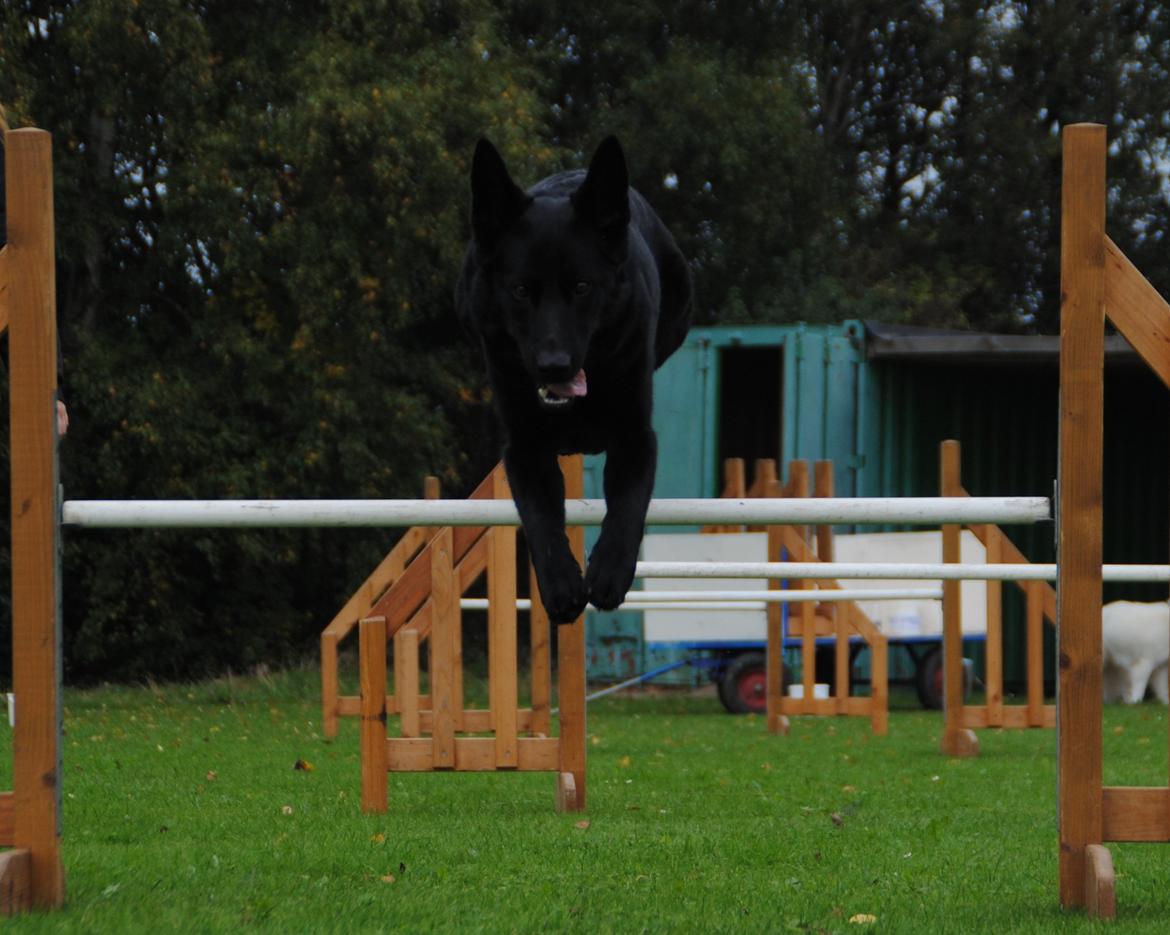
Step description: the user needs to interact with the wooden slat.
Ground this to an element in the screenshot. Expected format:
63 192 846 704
322 527 429 642
1057 123 1108 910
960 704 1056 730
556 455 587 810
415 708 534 735
489 524 519 767
429 529 456 768
1084 844 1116 921
940 441 978 756
778 697 874 717
1026 582 1046 726
0 791 14 844
702 458 745 532
320 632 339 737
0 848 31 916
529 558 552 736
1104 235 1170 391
0 245 10 334
387 736 560 772
765 477 788 735
359 616 388 813
815 461 849 716
868 622 889 736
395 628 420 737
1102 786 1170 842
8 128 65 910
985 527 1004 726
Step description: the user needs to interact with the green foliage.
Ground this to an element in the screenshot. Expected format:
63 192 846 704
4 685 1170 932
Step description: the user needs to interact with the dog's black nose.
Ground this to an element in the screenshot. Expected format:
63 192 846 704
536 349 572 378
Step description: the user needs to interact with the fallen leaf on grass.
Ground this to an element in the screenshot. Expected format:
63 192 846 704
618 755 631 768
849 913 877 924
575 820 590 830
205 770 218 782
380 874 396 884
294 758 314 771
370 833 386 844
281 805 294 815
831 812 845 827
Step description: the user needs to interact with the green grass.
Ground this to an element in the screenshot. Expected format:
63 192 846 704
3 671 1170 933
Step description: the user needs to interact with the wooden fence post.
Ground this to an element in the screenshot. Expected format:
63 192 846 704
6 127 65 911
940 441 978 757
556 455 587 811
360 616 388 813
1057 122 1107 911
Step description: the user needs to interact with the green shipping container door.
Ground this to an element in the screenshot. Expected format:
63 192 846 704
584 321 869 684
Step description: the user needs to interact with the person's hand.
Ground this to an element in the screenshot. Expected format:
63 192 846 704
56 399 68 437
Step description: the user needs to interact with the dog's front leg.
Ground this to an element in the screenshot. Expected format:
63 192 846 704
504 443 588 624
586 429 657 611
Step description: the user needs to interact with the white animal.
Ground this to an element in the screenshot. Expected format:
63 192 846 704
1102 600 1170 704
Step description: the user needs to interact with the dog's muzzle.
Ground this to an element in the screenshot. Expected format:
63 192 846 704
536 369 588 408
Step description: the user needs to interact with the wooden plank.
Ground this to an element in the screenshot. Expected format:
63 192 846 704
703 458 745 532
1104 235 1170 391
7 128 65 910
868 624 889 736
417 708 534 735
529 558 552 736
815 462 848 716
367 552 431 632
321 527 429 642
320 632 339 738
765 477 788 735
488 523 519 766
556 455 587 810
0 849 31 917
0 245 9 335
387 736 560 772
0 792 14 844
985 527 1004 726
1026 582 1046 726
429 529 456 768
359 616 388 812
960 704 1057 730
1102 786 1170 842
1084 844 1116 921
395 628 420 737
337 696 360 717
940 442 977 756
1057 122 1107 910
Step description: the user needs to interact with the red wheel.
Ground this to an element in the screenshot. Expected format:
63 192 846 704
718 652 788 714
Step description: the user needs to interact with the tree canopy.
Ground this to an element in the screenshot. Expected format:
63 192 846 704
2 0 1169 678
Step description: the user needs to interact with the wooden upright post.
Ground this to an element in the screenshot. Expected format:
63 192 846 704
1057 123 1108 912
6 128 65 911
815 462 848 714
765 476 789 735
940 441 978 757
359 616 388 812
556 455 587 811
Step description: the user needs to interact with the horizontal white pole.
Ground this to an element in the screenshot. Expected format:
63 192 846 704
635 561 1170 583
60 496 1051 529
458 588 939 613
617 588 943 603
459 598 771 612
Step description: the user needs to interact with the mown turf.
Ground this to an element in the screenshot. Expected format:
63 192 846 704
2 670 1169 933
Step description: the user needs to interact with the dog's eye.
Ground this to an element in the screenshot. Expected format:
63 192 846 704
511 284 529 300
575 281 591 295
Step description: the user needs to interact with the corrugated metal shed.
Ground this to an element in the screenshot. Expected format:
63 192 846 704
583 320 1169 689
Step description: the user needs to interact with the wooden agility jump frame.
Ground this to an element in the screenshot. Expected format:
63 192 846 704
1057 123 1170 919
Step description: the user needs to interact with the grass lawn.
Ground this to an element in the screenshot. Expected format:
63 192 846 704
2 669 1169 933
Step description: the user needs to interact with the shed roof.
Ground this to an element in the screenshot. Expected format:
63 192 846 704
863 320 1140 366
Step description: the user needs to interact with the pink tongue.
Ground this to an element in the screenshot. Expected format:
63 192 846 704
546 369 588 399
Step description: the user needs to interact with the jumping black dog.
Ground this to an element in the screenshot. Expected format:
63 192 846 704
456 137 691 623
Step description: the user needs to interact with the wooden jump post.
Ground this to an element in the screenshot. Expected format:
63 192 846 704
1058 123 1170 919
0 127 65 913
939 439 1055 758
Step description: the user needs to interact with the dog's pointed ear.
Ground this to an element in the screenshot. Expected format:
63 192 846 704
572 136 630 258
470 139 531 251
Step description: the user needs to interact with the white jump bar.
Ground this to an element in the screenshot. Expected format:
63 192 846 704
458 587 941 613
60 496 1051 529
635 561 1170 583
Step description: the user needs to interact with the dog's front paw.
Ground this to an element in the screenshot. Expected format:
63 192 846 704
585 535 638 612
536 552 588 624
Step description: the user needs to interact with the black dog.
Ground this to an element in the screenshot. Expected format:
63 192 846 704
456 137 691 623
